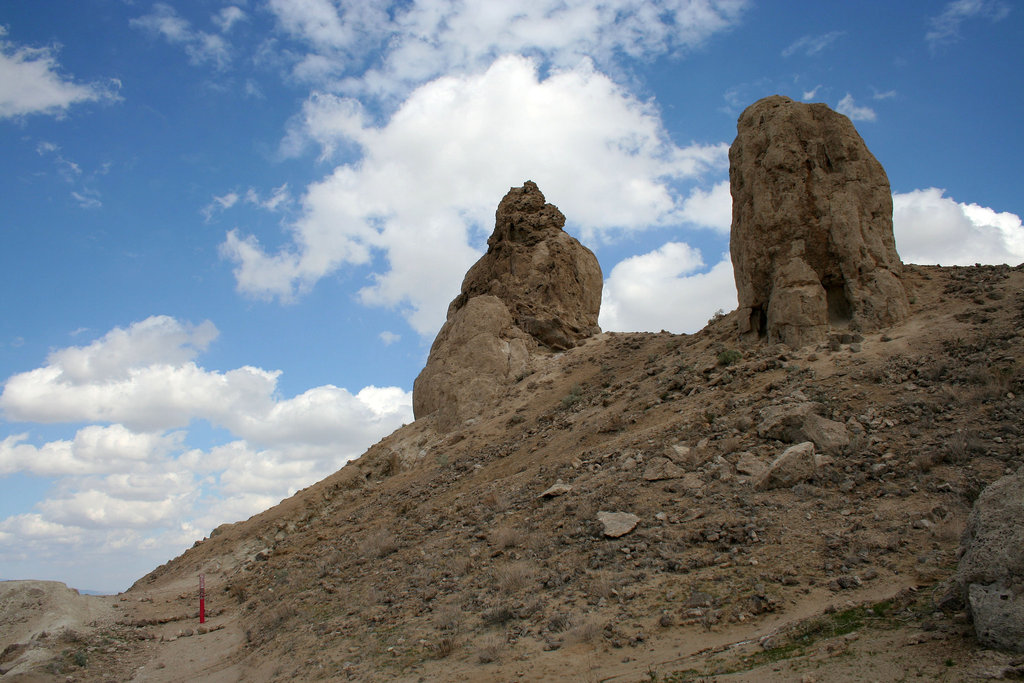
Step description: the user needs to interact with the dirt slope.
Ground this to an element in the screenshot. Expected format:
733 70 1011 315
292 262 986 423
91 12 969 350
2 263 1023 682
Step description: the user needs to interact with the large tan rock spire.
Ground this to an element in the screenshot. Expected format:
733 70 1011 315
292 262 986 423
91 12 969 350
413 181 602 431
729 95 909 347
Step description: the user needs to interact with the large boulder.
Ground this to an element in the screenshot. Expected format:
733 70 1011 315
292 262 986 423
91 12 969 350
954 467 1024 652
730 95 909 347
754 442 825 490
413 181 602 431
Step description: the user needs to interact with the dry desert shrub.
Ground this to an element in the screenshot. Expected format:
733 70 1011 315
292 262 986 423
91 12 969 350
430 636 457 659
493 561 536 594
481 605 514 626
227 581 248 604
434 604 463 633
476 636 506 664
489 525 524 549
587 572 616 600
446 553 474 576
566 616 603 644
358 528 397 558
546 612 570 633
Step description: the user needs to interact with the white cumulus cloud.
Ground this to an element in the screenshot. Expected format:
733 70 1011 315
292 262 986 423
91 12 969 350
600 242 737 334
893 188 1024 266
680 180 732 232
0 27 116 119
836 93 876 122
269 0 748 97
225 55 729 336
0 315 414 589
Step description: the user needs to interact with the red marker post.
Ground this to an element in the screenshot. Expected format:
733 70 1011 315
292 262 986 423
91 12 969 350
199 574 206 624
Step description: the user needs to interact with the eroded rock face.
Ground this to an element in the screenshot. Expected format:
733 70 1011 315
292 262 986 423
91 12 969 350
451 181 602 350
413 181 602 431
730 95 909 347
412 295 531 432
955 467 1024 652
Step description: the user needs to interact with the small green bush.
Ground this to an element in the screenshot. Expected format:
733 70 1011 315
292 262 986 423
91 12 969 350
560 385 583 409
717 349 742 366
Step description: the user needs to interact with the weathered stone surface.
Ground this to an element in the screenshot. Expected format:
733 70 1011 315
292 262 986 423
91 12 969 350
538 482 573 498
597 511 640 538
755 402 849 454
730 95 909 347
756 402 822 442
413 182 602 431
412 295 531 432
735 452 766 478
449 181 602 351
666 444 698 468
642 457 687 481
968 584 1024 652
955 467 1024 652
754 442 822 490
801 413 851 455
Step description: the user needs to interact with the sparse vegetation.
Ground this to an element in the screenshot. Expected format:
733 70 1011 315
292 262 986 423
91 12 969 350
488 525 524 549
359 528 398 558
717 349 742 366
560 384 583 409
567 617 604 644
493 561 536 594
476 636 506 664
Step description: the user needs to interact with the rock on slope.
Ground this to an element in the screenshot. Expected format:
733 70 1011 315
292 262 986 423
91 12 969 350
413 180 602 432
730 95 909 347
954 466 1024 652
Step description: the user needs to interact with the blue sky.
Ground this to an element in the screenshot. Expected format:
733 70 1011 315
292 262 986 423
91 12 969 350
1 1 1022 593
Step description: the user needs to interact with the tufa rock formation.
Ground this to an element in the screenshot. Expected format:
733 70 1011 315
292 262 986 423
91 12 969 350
730 95 910 347
413 181 602 431
953 467 1024 652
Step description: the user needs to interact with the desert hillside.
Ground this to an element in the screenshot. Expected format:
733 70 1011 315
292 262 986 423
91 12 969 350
2 262 1023 682
3 96 1023 682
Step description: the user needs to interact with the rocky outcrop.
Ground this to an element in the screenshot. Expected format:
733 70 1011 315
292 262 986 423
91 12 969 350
730 95 909 347
413 181 602 431
451 181 602 350
756 402 850 455
753 441 827 490
954 467 1024 652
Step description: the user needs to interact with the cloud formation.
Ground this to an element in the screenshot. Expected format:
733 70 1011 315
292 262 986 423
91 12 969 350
836 93 876 122
926 0 1010 49
0 316 412 588
600 243 737 334
0 27 116 119
224 55 729 335
782 31 844 57
269 0 748 97
893 188 1024 266
680 180 732 232
130 3 234 68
